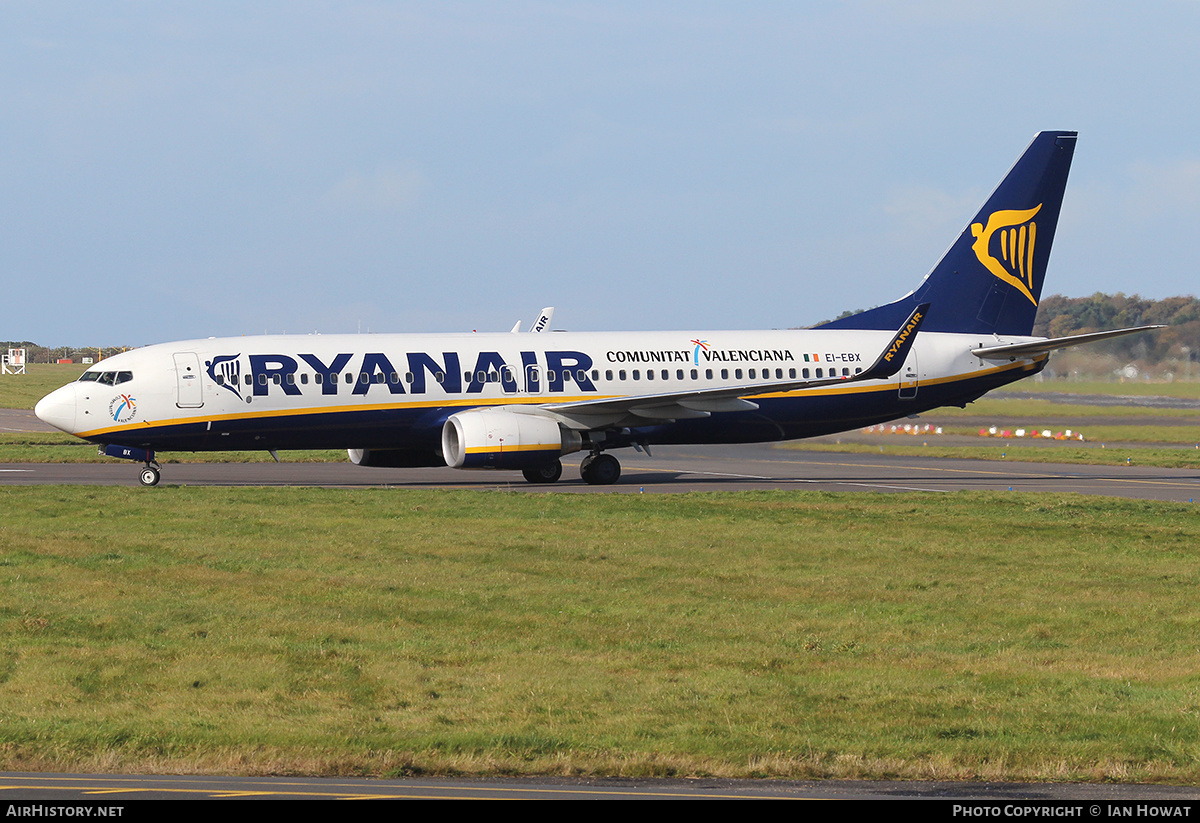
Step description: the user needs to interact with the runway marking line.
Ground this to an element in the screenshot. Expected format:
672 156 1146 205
730 455 1200 490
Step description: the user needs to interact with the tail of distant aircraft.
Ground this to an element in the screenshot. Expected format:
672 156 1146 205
820 130 1077 336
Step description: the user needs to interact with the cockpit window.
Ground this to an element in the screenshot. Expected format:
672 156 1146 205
79 370 134 386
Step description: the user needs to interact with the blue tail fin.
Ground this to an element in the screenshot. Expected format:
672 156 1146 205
819 130 1077 335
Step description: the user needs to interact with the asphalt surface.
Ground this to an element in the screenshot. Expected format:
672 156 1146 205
3 442 1198 501
2 772 1198 801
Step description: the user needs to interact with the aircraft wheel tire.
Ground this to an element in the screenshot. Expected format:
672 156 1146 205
522 460 563 484
139 466 161 487
580 453 621 486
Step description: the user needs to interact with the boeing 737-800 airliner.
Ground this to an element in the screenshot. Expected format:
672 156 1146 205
35 131 1160 486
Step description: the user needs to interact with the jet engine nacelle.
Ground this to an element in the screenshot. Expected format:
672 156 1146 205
442 409 582 469
347 448 446 468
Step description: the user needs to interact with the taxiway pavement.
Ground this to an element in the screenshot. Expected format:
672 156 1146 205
2 442 1198 501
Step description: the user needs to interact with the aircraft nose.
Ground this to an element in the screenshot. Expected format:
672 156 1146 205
34 384 77 434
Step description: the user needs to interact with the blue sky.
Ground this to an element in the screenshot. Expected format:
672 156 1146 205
3 2 1199 346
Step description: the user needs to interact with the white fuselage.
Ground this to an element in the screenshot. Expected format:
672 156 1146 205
35 327 1044 458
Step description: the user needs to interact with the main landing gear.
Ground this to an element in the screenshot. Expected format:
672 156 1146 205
519 452 623 486
579 452 621 486
521 460 563 484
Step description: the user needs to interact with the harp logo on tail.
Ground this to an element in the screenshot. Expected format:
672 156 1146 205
970 204 1043 306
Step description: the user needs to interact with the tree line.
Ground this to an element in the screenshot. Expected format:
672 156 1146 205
7 293 1200 368
1032 293 1200 364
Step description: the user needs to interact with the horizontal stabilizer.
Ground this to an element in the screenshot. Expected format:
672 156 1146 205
972 325 1165 358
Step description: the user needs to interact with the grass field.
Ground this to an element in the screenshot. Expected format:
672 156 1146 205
3 487 1200 782
929 397 1200 421
997 380 1200 399
786 441 1200 469
0 364 81 410
0 433 346 464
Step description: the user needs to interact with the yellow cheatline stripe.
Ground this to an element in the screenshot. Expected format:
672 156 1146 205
74 394 613 439
464 444 559 454
77 358 1042 440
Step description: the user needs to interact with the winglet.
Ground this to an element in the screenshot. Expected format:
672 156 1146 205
858 303 929 381
531 307 554 333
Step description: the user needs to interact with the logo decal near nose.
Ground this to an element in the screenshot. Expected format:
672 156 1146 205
109 394 137 423
970 204 1042 306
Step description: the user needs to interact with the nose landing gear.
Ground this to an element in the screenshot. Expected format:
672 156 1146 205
101 444 161 486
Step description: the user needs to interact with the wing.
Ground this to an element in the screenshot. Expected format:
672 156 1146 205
532 303 929 428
